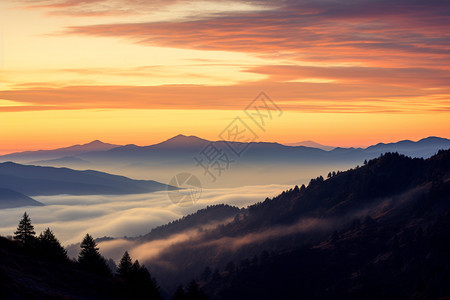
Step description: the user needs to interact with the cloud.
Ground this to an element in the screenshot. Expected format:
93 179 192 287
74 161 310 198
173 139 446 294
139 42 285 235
0 184 287 245
3 0 448 114
18 0 272 20
1 81 448 113
63 0 450 66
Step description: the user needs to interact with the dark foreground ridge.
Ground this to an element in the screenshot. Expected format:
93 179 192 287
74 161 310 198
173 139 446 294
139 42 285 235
141 150 450 299
1 150 449 299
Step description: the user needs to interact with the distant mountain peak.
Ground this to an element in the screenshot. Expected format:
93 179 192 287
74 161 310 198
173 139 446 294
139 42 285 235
86 139 105 145
283 140 335 151
157 134 209 147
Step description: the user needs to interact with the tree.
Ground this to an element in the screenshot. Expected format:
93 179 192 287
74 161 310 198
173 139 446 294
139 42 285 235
78 233 111 277
38 228 68 262
186 280 207 300
14 212 36 246
172 285 186 300
117 251 133 278
131 263 161 299
116 254 162 299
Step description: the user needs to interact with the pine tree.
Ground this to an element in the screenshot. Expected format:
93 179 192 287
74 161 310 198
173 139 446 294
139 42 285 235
172 285 186 300
38 228 68 262
14 212 36 246
78 233 111 277
186 280 208 300
117 251 133 278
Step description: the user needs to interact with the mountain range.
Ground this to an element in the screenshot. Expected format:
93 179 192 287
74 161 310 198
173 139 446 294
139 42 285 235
0 188 43 209
1 135 448 187
283 140 335 151
0 140 119 163
1 149 449 298
125 149 450 298
2 135 449 164
0 162 171 208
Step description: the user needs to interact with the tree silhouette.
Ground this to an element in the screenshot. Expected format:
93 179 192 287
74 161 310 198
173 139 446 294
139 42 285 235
186 280 208 300
14 212 36 246
78 233 111 277
116 254 162 299
38 228 68 262
172 284 186 300
117 251 133 278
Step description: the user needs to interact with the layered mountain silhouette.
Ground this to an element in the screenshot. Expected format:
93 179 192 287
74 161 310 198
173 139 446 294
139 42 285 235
0 140 119 163
0 188 43 209
1 149 449 298
1 135 448 165
0 162 170 196
124 149 450 298
283 140 335 151
1 135 448 187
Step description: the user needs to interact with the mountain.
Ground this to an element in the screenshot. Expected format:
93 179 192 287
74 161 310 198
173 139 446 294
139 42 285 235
364 136 450 158
128 149 450 298
81 135 449 187
0 236 163 299
0 140 120 163
283 140 335 151
0 162 170 196
28 156 91 168
141 204 241 242
0 188 43 209
0 135 449 188
1 150 449 298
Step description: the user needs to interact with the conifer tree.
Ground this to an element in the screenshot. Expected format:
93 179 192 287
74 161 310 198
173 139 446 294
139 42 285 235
172 285 186 300
117 251 133 278
186 280 208 300
38 227 68 262
14 212 36 246
78 233 111 277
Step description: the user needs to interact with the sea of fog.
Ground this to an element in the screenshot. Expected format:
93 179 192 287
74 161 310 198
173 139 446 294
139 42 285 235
0 184 290 246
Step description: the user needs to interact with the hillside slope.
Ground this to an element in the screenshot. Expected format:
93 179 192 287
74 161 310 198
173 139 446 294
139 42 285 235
0 162 170 196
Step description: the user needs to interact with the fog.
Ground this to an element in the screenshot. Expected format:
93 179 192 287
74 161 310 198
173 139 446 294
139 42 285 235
0 184 289 245
124 185 425 266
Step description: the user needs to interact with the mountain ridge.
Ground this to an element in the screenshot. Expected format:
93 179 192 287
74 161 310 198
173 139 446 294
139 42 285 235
0 161 171 197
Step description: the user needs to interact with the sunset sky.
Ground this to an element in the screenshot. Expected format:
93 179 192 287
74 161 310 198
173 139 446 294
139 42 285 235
0 0 449 153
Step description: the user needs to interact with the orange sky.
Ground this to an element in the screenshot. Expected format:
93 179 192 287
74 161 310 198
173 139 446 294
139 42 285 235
0 0 449 153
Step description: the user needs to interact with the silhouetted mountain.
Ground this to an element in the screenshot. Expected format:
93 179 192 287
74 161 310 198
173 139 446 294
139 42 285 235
363 136 450 158
140 204 241 242
0 236 163 299
1 135 448 187
135 150 450 298
0 188 43 209
29 156 91 168
283 140 335 151
0 236 118 299
0 162 170 196
0 140 119 163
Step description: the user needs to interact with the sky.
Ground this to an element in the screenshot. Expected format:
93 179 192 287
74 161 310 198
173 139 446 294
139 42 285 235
0 0 449 153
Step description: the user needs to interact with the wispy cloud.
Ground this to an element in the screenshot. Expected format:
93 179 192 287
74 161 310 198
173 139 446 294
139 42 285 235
63 0 450 66
0 184 287 245
4 0 448 114
1 81 448 113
